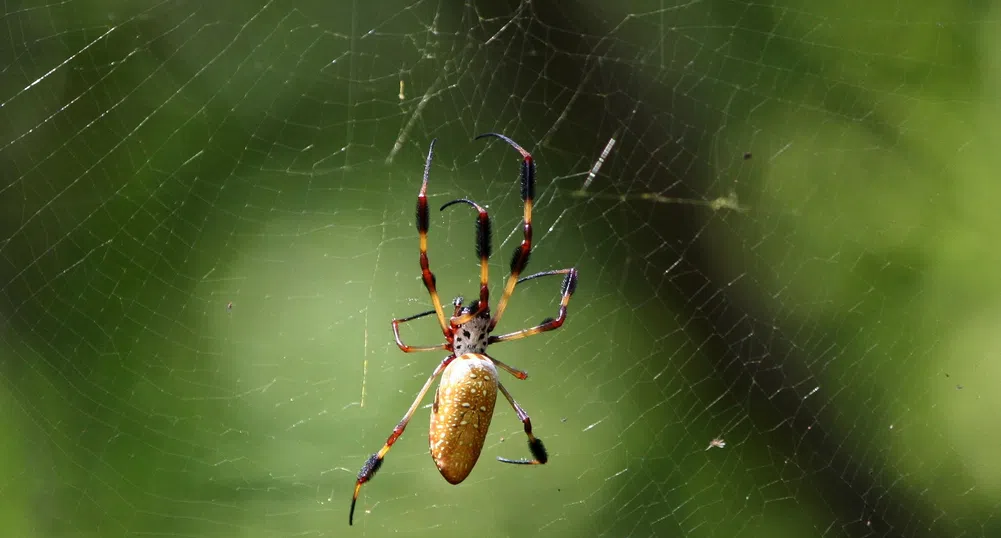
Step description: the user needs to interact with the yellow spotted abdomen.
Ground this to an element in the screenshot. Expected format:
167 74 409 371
429 353 498 484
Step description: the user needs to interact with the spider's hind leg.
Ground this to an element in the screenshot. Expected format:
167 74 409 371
495 382 548 465
350 355 456 525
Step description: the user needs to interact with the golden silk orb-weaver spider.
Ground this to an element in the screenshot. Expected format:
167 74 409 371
348 133 578 525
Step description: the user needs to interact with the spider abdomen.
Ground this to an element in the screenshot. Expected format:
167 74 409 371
429 353 498 484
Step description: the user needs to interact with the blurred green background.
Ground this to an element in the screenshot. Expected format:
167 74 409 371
2 0 998 536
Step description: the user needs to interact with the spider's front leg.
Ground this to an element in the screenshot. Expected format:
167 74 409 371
416 139 450 335
488 268 578 344
390 306 450 352
475 132 536 331
439 198 493 325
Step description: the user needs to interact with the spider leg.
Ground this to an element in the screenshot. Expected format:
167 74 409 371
440 198 491 325
487 355 528 380
392 309 450 353
488 268 577 344
496 382 548 465
417 139 450 335
350 354 456 525
475 133 535 331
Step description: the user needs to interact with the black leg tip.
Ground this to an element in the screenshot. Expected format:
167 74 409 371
529 437 548 464
358 453 383 480
561 270 577 296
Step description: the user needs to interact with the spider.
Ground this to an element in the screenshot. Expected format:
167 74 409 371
348 133 578 525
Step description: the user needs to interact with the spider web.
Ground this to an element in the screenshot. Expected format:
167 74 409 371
2 0 999 536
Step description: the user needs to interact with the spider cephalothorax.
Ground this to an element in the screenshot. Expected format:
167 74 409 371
349 133 578 525
451 299 490 356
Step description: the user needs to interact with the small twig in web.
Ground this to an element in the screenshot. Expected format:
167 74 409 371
581 130 620 191
386 71 445 164
484 1 526 45
574 145 751 212
360 326 369 407
569 189 749 212
706 438 726 450
360 207 390 406
540 60 598 147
